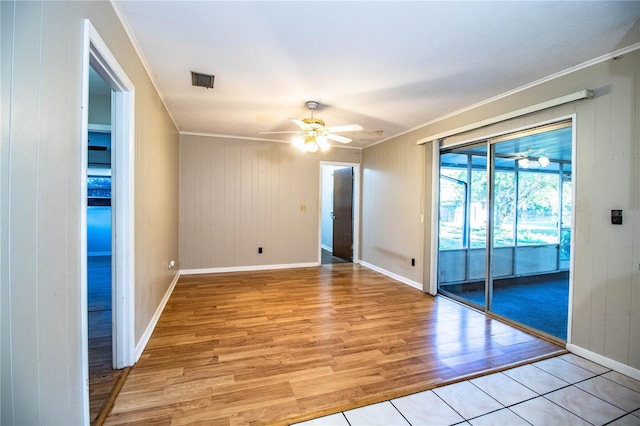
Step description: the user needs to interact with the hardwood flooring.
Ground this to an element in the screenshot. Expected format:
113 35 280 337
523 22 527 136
89 308 123 423
105 264 564 425
321 248 349 265
88 255 123 424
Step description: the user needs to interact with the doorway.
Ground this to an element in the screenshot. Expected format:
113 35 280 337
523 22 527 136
437 121 573 341
320 162 360 264
82 20 135 423
87 63 115 419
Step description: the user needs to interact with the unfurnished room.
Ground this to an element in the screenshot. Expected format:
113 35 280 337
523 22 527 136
2 1 640 425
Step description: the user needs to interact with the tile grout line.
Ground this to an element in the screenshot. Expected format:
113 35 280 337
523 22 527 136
388 400 413 425
297 356 640 425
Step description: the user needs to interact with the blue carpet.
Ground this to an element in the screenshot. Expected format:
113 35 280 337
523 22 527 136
442 272 569 340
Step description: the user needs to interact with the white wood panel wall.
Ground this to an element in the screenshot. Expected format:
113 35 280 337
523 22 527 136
179 135 361 270
361 136 425 283
361 50 640 371
1 1 180 423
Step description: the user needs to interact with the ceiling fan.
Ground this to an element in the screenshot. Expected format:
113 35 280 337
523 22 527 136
508 147 550 169
259 101 363 152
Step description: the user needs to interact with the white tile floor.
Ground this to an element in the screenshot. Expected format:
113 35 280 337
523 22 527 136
293 353 640 426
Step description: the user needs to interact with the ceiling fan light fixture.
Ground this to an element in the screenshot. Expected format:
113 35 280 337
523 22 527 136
293 136 306 150
269 100 359 152
305 138 319 153
294 135 325 153
316 134 330 151
538 155 550 167
518 158 529 168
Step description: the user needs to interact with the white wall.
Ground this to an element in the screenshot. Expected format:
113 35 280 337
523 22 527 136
361 137 427 284
0 1 179 423
361 50 640 372
179 135 361 270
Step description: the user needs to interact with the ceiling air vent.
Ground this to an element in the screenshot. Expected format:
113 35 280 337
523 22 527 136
191 71 215 89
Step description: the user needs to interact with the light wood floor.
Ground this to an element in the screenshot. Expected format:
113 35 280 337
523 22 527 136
88 255 124 424
105 264 564 425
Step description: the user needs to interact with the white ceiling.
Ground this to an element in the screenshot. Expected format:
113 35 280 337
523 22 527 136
113 1 640 149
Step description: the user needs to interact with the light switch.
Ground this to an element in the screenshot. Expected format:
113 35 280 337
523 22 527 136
611 210 623 225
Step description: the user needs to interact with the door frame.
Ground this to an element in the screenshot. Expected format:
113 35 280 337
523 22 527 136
319 162 361 264
81 19 135 422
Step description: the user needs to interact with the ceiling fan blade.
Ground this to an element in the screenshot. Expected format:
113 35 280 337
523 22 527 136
290 118 306 128
326 124 363 133
327 133 352 144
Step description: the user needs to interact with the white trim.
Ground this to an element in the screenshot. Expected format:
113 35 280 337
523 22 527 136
441 115 576 150
566 344 640 381
566 114 578 345
321 244 332 252
112 86 136 369
134 272 180 361
80 21 91 425
417 90 593 145
428 142 440 296
180 262 319 276
359 261 423 291
363 43 640 150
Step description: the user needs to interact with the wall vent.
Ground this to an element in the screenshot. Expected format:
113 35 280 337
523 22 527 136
191 71 215 89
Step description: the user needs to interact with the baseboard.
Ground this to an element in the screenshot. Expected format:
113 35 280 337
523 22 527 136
566 343 640 380
180 262 319 275
359 261 423 291
321 244 332 252
134 271 181 361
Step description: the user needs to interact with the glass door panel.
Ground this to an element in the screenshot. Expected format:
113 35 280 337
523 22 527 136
489 124 571 340
438 145 487 309
560 164 572 269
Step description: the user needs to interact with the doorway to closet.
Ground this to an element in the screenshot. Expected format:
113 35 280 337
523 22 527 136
437 121 573 341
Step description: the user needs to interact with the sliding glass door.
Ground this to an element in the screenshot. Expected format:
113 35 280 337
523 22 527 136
438 122 572 340
438 143 488 309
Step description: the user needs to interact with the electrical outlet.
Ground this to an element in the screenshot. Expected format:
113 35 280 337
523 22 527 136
300 204 307 212
168 260 175 270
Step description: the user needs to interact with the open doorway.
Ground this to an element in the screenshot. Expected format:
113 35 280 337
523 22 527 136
319 162 360 265
87 64 115 421
82 20 135 424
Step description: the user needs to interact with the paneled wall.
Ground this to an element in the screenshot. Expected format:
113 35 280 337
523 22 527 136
361 50 640 371
362 137 426 284
1 1 179 423
179 135 361 270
